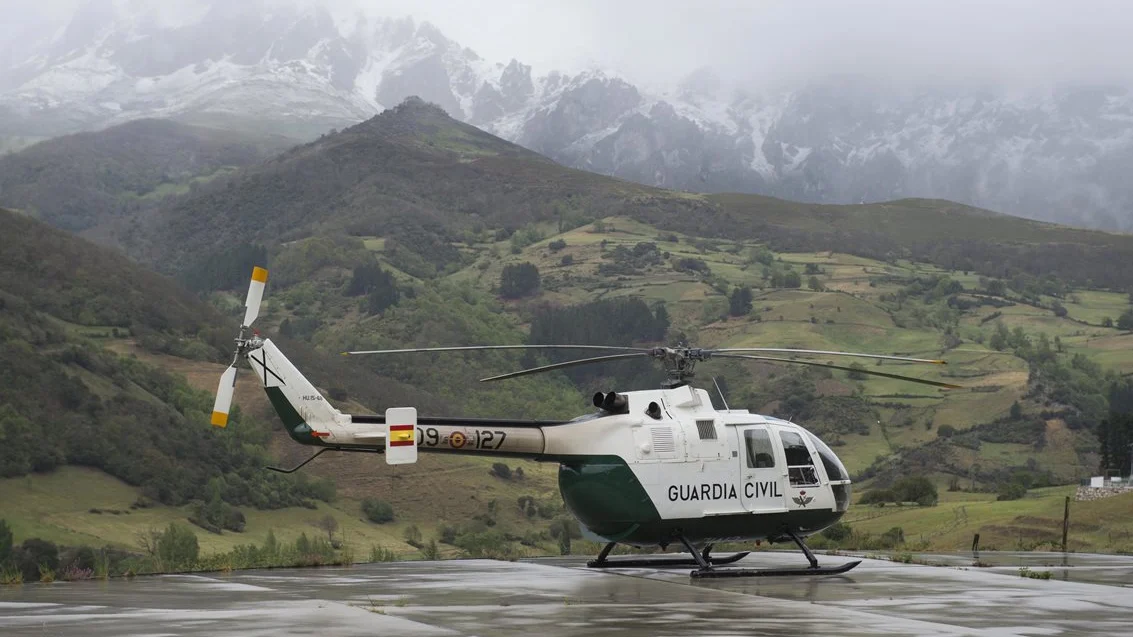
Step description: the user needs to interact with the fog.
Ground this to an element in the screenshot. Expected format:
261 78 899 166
5 0 1133 89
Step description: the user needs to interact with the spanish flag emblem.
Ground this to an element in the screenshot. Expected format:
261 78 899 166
389 424 415 447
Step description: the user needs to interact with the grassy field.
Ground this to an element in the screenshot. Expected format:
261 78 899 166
0 464 564 560
845 487 1133 553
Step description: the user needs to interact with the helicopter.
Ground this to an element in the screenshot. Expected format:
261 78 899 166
212 267 960 577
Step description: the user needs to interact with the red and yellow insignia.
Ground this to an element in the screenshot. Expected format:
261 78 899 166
450 431 467 448
389 424 415 447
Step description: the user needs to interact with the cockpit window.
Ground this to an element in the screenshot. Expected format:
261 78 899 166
743 429 776 468
779 430 819 486
805 431 850 482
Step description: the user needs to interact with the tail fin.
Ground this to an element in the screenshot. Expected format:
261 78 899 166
247 338 349 443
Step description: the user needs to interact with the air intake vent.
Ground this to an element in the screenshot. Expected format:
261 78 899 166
696 419 717 440
651 427 676 454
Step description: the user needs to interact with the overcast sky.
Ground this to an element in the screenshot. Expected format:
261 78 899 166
6 0 1133 89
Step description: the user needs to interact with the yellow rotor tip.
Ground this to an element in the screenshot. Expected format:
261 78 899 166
251 266 268 283
210 411 229 427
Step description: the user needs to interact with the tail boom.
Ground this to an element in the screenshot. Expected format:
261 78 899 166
248 338 559 460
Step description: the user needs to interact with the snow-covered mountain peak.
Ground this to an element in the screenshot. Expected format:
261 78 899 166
4 2 1133 231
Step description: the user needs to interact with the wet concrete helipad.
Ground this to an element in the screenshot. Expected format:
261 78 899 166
1 552 1131 636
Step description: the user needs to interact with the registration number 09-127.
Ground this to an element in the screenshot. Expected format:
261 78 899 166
414 427 508 451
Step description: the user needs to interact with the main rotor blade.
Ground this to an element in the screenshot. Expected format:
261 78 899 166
712 348 946 365
211 365 238 428
242 266 269 328
343 344 649 356
712 353 962 389
480 353 651 382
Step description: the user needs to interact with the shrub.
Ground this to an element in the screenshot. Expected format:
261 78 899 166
16 538 59 582
997 482 1028 501
892 476 938 506
548 239 567 252
361 498 395 524
560 254 574 266
489 463 512 480
880 527 905 548
821 521 852 542
369 544 397 562
403 525 423 548
860 489 893 506
156 523 199 570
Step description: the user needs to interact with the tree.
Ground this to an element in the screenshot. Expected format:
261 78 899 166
361 498 394 523
1103 317 1115 328
1118 309 1133 331
548 239 567 252
16 539 58 582
156 523 199 569
1010 401 1023 419
314 515 339 544
808 275 823 291
783 271 802 288
499 263 540 299
728 286 753 316
804 262 822 275
1051 301 1068 318
1098 413 1133 477
847 363 867 380
0 519 11 565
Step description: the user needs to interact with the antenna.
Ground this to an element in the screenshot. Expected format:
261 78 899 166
712 376 730 411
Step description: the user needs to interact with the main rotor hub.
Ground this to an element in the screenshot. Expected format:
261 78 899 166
649 346 711 385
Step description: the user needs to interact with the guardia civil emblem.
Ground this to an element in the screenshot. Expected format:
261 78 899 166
792 491 813 507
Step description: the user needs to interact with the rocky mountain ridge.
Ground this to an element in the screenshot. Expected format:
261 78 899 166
4 0 1133 230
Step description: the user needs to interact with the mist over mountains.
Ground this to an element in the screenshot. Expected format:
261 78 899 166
4 0 1133 231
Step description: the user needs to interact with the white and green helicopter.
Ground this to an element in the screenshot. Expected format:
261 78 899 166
212 267 959 577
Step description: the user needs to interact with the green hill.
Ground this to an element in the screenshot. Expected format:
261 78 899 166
130 98 1133 291
0 119 291 234
5 96 1133 565
0 209 566 570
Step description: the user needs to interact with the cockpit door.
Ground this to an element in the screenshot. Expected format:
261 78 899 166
734 425 786 513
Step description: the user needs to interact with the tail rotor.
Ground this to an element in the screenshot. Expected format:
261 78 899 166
210 266 269 428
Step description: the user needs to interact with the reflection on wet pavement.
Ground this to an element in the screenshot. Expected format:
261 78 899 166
0 552 1130 636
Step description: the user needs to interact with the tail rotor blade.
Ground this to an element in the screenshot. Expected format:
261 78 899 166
242 266 269 327
211 365 238 428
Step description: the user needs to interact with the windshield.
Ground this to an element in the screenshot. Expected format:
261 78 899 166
805 431 850 482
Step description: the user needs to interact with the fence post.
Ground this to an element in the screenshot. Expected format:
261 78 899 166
1061 496 1070 553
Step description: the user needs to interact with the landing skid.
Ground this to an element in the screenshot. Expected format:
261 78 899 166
586 531 861 578
588 548 750 569
690 559 861 578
